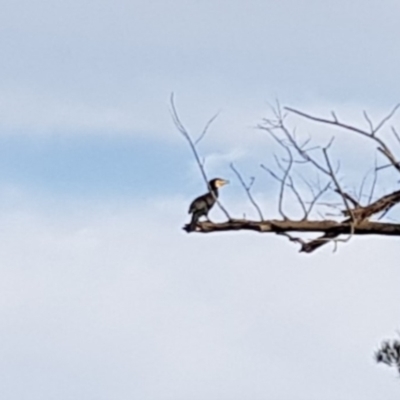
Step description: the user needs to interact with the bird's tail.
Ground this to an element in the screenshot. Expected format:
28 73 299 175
188 212 200 232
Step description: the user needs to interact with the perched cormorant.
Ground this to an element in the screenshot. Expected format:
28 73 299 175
187 178 229 232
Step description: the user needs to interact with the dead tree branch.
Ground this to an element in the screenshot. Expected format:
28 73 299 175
177 99 400 253
230 163 264 220
285 105 400 173
170 94 230 220
183 218 400 248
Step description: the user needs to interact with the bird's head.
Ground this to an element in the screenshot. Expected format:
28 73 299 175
209 178 229 189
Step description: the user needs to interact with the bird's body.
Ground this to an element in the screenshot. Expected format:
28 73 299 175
187 178 229 232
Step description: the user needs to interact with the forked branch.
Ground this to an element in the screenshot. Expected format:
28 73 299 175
170 94 230 220
175 99 400 253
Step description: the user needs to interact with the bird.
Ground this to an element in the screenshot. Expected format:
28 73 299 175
187 178 229 232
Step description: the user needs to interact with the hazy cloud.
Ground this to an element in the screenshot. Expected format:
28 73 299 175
0 195 399 399
0 1 399 398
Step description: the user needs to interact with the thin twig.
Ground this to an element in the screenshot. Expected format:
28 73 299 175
368 157 378 204
285 106 400 174
374 104 400 134
322 147 354 221
170 93 231 220
305 181 332 219
276 160 308 218
195 111 221 145
363 110 374 134
230 163 264 220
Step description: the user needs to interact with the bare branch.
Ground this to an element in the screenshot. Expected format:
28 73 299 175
183 218 400 249
363 110 374 134
261 163 307 219
285 106 371 136
334 189 360 208
373 103 400 134
276 231 306 249
230 163 264 220
195 111 220 145
368 158 378 204
274 155 308 219
285 106 400 173
322 147 354 221
179 99 400 254
392 126 400 145
305 181 332 219
278 125 331 175
170 93 230 220
276 152 291 221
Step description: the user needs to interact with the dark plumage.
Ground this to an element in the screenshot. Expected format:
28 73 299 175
187 178 229 232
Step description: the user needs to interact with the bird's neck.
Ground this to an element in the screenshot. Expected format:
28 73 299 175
210 187 219 197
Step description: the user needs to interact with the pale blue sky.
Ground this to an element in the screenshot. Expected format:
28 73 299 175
1 1 400 399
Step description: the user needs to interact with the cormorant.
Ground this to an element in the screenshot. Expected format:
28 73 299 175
187 178 229 232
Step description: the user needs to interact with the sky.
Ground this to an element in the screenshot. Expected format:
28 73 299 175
1 0 400 399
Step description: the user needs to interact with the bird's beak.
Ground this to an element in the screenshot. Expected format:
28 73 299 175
221 179 229 186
